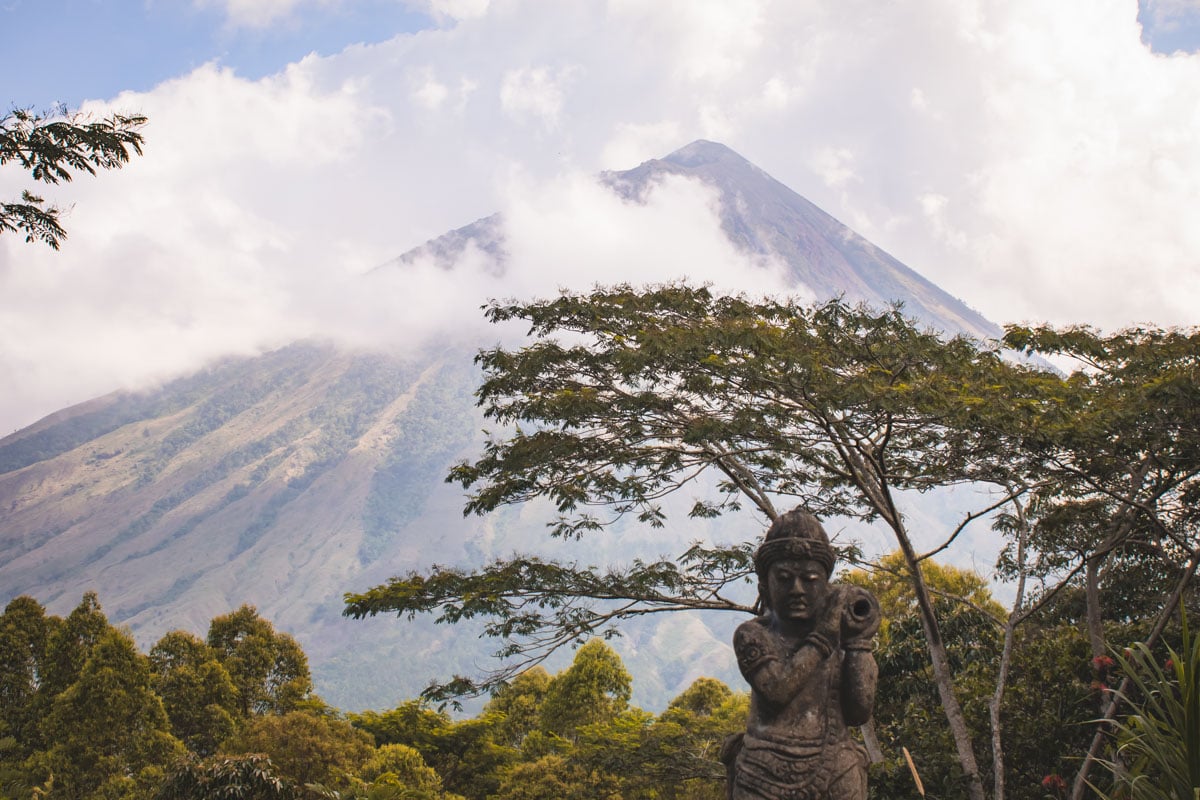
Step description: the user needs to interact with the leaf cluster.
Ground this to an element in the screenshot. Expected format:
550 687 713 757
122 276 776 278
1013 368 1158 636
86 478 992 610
0 105 147 248
455 286 1040 531
1091 612 1200 800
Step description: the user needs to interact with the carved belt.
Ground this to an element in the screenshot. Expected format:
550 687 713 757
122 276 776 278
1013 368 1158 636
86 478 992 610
733 734 832 800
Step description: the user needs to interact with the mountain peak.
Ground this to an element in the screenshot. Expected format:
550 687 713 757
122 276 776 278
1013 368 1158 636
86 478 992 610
391 140 998 341
661 140 747 168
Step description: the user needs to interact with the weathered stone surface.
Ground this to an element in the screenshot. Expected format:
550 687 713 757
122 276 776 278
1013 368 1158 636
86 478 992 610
722 509 880 800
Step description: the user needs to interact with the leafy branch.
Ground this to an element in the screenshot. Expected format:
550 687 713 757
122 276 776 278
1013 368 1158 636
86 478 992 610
344 541 757 701
1 106 147 249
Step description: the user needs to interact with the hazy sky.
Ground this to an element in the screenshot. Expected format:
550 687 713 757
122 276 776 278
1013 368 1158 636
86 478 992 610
2 0 1200 435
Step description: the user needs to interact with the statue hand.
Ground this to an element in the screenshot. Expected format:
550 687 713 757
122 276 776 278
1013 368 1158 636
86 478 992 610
839 585 881 643
810 590 844 651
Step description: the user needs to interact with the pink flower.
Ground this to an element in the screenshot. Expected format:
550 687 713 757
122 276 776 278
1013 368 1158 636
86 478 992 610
1092 655 1115 670
1042 774 1067 794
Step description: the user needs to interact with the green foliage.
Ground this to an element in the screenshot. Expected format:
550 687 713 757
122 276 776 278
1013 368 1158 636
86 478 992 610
34 592 112 717
995 623 1094 799
483 668 550 748
207 606 314 717
487 753 618 800
0 106 146 248
846 557 1003 798
452 286 1032 527
149 631 240 757
0 597 54 750
537 640 631 738
2 595 752 800
344 542 755 700
351 701 452 754
1093 613 1200 800
358 744 454 798
1001 323 1200 623
27 625 184 799
350 701 508 799
223 711 374 793
347 643 742 800
348 284 1062 800
576 679 747 800
157 753 296 800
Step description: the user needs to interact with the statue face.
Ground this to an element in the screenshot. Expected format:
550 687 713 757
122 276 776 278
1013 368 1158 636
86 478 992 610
766 558 830 623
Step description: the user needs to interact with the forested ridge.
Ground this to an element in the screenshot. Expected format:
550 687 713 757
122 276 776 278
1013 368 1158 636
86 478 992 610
3 557 1195 800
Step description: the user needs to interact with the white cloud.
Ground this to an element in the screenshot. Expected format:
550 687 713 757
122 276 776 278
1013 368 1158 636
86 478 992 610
499 65 578 130
811 147 858 189
196 0 342 28
410 66 450 109
608 0 770 83
496 170 795 301
601 122 685 170
6 0 1200 432
404 0 491 23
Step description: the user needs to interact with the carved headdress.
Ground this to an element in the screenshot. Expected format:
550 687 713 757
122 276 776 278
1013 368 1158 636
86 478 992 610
754 508 836 579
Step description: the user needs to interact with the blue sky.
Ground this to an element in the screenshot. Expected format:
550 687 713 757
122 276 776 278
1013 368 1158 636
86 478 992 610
3 0 1200 435
1 0 433 108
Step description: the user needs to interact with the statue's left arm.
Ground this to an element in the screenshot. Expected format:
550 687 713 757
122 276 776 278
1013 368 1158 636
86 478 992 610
838 585 881 727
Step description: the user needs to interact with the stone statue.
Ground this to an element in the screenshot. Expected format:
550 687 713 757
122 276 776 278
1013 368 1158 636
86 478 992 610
721 509 880 800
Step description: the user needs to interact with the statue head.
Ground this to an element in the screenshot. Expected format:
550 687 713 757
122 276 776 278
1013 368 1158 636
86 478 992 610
754 509 836 621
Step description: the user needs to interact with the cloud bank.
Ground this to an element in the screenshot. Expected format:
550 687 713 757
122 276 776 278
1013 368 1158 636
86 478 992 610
2 0 1199 433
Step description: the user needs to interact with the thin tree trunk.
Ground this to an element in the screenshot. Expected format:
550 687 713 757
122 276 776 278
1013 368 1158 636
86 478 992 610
1084 556 1105 661
894 523 988 800
989 496 1030 800
829 424 986 800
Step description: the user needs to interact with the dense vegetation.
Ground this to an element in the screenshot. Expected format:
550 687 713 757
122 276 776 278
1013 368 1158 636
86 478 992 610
3 573 1193 800
348 286 1200 800
4 286 1199 799
0 593 743 800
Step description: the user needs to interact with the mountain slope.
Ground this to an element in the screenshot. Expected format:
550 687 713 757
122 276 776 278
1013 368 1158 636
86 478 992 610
0 344 467 618
0 141 1002 711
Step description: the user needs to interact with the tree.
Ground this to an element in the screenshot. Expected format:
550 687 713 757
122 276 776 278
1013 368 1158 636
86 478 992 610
845 555 1005 798
37 591 111 702
537 639 632 739
346 285 1057 800
1 106 146 248
0 596 58 796
0 596 54 750
483 667 550 749
488 753 617 800
149 630 240 756
574 677 747 800
28 626 185 799
358 744 463 800
157 753 296 800
351 701 452 755
207 605 314 717
1003 324 1200 800
1092 614 1200 800
223 711 374 792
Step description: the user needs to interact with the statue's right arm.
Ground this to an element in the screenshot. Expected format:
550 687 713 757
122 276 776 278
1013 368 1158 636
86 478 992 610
734 621 837 706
